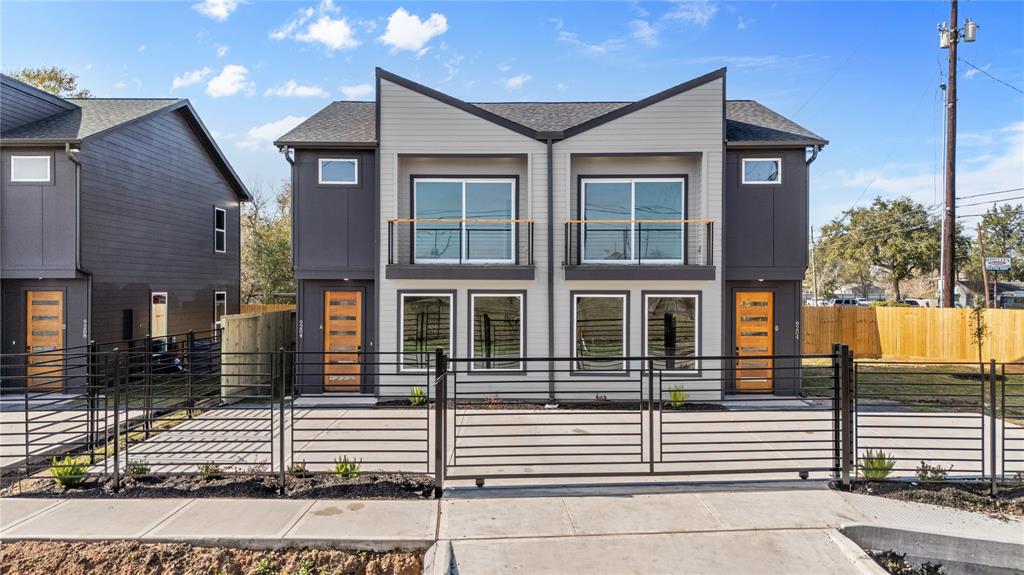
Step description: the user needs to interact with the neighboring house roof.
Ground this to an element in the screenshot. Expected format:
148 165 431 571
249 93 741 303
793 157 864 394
277 68 827 148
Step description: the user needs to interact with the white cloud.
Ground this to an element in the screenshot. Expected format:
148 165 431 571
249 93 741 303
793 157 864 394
737 16 752 30
171 66 213 90
339 83 374 100
630 20 659 47
502 74 531 90
557 29 625 55
497 64 511 73
137 44 146 52
556 82 569 92
237 115 307 150
271 0 360 51
113 81 127 89
264 79 329 98
193 0 242 22
963 63 990 80
664 1 718 26
215 43 230 58
442 53 464 82
379 7 448 53
205 64 253 97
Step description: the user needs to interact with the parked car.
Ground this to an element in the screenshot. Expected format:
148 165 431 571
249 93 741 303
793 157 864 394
830 298 865 307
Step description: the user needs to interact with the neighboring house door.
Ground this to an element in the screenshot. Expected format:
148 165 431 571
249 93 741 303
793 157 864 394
25 290 64 389
323 290 362 392
150 292 168 339
735 291 774 392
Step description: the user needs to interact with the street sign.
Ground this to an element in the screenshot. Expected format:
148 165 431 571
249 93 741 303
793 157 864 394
985 257 1011 272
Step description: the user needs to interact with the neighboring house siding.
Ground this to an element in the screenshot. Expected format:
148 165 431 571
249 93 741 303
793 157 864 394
0 79 74 133
78 108 241 343
0 148 77 277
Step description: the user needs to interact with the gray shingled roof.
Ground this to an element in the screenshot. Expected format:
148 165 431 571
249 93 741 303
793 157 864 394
1 98 181 141
276 98 825 147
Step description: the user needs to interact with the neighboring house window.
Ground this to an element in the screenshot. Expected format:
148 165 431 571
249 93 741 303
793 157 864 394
400 293 453 372
10 156 50 182
214 291 227 329
413 178 515 264
214 207 226 253
573 293 627 371
471 293 524 371
319 158 358 184
741 158 782 184
644 294 698 371
581 178 685 263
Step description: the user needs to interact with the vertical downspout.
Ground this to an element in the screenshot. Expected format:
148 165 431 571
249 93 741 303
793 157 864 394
66 144 91 344
546 138 555 401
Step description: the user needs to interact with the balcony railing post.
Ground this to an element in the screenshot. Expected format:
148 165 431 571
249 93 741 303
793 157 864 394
637 222 642 266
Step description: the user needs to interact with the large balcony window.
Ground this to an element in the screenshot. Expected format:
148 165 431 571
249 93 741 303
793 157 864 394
413 178 516 264
580 178 685 264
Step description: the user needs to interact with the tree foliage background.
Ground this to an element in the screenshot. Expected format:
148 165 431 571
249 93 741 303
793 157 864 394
9 66 92 97
241 181 294 303
964 203 1024 283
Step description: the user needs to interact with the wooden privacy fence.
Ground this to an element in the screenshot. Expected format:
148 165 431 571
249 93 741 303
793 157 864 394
240 303 296 314
802 306 1024 362
220 309 296 402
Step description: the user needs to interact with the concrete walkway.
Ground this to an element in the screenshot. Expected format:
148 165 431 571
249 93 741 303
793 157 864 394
1 483 1020 574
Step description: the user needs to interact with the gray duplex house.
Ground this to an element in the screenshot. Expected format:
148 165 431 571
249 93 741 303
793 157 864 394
276 67 826 398
1 74 249 386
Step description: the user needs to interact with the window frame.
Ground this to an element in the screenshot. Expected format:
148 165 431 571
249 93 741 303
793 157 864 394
10 155 51 183
642 291 701 374
318 158 359 185
571 291 629 373
213 291 228 330
579 176 687 265
468 290 526 372
214 207 227 254
741 158 782 185
412 176 518 265
397 290 455 373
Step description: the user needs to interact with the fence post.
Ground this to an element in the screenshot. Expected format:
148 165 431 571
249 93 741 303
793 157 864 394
88 340 97 464
433 347 447 498
838 344 855 489
648 358 655 473
186 331 195 419
279 348 288 495
112 352 121 493
831 344 841 479
143 335 153 439
990 359 998 496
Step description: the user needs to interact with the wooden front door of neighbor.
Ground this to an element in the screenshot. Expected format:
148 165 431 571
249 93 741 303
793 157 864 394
735 291 774 393
323 290 363 392
26 290 64 389
150 292 168 339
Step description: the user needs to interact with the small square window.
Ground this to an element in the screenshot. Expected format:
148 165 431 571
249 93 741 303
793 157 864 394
214 207 226 253
742 158 781 184
10 156 50 182
319 158 358 185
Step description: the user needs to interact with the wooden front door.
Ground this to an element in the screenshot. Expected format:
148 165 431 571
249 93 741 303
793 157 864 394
735 291 774 393
26 290 64 389
150 292 168 339
323 290 363 392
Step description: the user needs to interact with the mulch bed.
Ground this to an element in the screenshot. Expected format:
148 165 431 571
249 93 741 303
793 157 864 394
1 472 435 500
0 540 422 575
379 399 726 411
869 551 946 575
844 480 1024 517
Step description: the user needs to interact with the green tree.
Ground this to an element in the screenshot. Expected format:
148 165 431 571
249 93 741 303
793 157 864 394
9 66 92 98
965 203 1024 283
241 180 294 303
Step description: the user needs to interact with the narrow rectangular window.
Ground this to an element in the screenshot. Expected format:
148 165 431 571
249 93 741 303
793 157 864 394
214 291 227 329
581 178 685 264
214 207 226 253
400 293 453 372
573 294 626 371
319 158 358 184
471 293 523 371
645 294 698 371
741 158 782 184
413 178 515 264
10 156 50 182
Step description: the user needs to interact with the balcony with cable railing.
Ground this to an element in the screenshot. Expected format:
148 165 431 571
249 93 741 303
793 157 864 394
563 218 715 280
386 218 535 280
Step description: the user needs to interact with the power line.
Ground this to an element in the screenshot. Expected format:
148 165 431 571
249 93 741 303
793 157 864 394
956 186 1024 200
962 59 1024 95
957 194 1024 208
958 208 1024 219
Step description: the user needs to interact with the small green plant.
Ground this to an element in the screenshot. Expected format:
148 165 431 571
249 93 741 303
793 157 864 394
50 455 87 487
668 386 686 409
125 460 149 478
859 450 897 480
409 386 427 406
915 460 950 482
295 557 316 575
197 462 222 480
252 555 280 575
288 462 310 477
333 455 361 479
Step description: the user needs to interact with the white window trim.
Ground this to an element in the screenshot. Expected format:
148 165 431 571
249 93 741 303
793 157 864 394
413 178 517 265
399 292 454 373
318 158 359 185
741 158 782 185
572 293 628 372
214 207 227 253
469 293 524 372
643 293 700 373
580 178 686 265
10 155 51 183
214 291 227 329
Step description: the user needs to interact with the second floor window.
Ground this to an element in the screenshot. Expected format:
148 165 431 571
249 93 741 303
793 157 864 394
742 158 781 184
214 207 226 253
581 178 685 264
10 156 50 183
413 178 515 264
319 158 358 184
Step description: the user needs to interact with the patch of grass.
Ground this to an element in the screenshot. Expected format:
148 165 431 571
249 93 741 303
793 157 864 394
333 456 360 480
50 455 87 487
408 386 427 406
859 449 897 481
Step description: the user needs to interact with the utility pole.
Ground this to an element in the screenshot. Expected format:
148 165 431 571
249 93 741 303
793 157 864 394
978 223 989 306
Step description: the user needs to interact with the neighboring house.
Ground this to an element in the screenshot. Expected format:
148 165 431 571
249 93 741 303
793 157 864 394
276 67 826 398
1 74 249 385
956 280 1024 308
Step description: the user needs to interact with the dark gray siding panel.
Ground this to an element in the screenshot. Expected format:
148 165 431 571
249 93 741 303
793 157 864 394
293 149 377 277
77 108 241 343
724 149 808 280
0 79 74 133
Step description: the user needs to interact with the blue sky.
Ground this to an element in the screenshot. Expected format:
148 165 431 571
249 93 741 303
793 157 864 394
3 1 1022 226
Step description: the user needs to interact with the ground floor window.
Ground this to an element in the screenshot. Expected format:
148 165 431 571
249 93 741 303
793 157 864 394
644 294 698 371
214 291 227 329
573 293 627 371
470 293 523 371
399 292 453 372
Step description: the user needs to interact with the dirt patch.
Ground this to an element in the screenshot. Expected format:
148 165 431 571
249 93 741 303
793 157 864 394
844 480 1024 517
2 473 435 500
0 540 421 575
